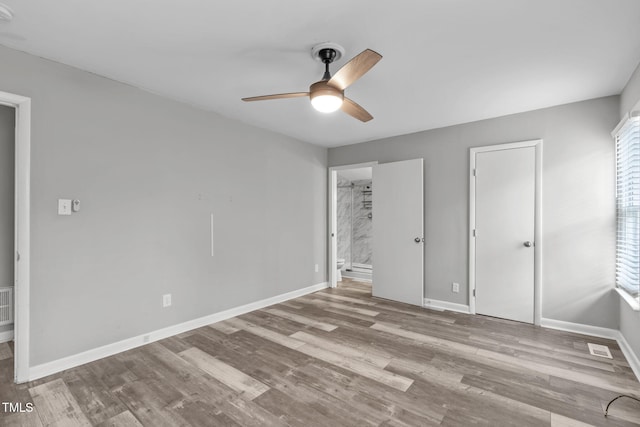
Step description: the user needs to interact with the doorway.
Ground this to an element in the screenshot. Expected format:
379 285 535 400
329 162 377 288
0 105 15 343
337 167 373 281
469 140 542 325
329 159 424 308
0 90 31 383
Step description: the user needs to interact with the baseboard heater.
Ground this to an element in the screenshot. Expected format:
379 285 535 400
0 287 14 326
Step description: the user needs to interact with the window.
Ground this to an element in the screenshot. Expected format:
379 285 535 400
615 112 640 308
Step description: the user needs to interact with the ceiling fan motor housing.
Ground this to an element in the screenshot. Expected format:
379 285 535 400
310 80 344 103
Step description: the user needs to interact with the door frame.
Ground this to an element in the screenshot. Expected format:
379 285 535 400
328 162 378 288
469 139 543 325
0 90 31 383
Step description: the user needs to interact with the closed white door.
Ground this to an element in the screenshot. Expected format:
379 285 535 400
372 159 423 306
474 146 535 323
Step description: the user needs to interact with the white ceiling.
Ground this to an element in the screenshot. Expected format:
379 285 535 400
1 1 639 148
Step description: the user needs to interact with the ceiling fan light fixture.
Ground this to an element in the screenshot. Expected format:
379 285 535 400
311 94 343 113
309 80 344 113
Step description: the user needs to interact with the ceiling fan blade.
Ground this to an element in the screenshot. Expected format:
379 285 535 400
242 92 309 102
342 97 373 122
328 49 382 91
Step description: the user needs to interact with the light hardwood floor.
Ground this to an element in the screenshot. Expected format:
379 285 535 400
1 279 640 426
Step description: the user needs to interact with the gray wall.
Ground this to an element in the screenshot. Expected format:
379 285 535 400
619 61 640 361
0 44 327 366
329 96 618 328
621 62 640 118
0 105 14 335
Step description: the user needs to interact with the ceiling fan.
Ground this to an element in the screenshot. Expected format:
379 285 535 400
242 43 382 122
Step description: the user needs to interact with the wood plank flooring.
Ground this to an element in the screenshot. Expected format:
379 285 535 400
1 279 640 426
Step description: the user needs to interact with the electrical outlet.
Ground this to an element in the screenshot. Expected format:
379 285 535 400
315 264 319 273
163 294 172 307
143 335 150 343
452 282 460 293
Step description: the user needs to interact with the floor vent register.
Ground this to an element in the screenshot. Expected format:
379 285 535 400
587 343 612 359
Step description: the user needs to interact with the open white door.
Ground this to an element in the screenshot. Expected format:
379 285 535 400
372 159 423 306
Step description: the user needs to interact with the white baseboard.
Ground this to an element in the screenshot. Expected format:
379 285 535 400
541 317 640 383
341 270 372 282
29 282 329 381
0 329 14 343
615 331 640 382
540 318 618 340
341 275 372 283
423 298 470 314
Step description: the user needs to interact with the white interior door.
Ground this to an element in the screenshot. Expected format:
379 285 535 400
474 146 535 323
372 159 423 306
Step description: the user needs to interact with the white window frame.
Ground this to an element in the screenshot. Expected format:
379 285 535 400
613 111 640 311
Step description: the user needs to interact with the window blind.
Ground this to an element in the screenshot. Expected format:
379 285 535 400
616 114 640 298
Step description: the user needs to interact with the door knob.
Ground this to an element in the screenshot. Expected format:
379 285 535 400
523 241 533 247
414 237 423 243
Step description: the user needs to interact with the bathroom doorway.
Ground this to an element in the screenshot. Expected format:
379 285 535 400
0 90 31 383
337 168 373 281
328 162 377 287
0 105 14 344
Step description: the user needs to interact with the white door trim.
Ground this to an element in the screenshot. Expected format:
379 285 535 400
469 139 543 325
0 90 31 383
328 162 378 288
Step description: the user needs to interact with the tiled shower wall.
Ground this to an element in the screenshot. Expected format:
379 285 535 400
337 176 372 267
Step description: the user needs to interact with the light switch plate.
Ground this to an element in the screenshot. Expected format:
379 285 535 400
163 294 172 308
58 199 72 215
